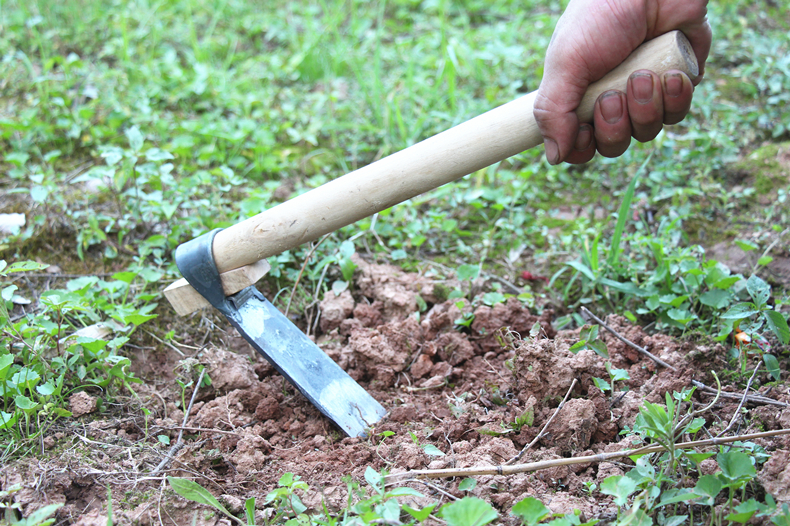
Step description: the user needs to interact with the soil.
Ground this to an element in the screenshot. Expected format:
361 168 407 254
2 257 789 525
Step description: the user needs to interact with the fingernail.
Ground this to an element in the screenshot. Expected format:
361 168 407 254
630 72 653 104
544 138 559 165
664 73 683 98
575 124 592 151
600 91 623 124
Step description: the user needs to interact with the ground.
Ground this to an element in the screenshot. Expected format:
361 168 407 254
2 255 788 525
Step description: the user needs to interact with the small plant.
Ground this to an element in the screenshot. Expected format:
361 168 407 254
570 324 609 358
0 483 62 525
720 274 789 379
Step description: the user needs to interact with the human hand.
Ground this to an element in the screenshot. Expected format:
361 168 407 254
533 0 712 165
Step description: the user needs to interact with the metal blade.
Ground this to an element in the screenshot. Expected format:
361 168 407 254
175 229 386 437
226 287 386 437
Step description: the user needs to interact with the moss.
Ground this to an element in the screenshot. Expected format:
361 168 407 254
432 283 450 303
732 141 790 195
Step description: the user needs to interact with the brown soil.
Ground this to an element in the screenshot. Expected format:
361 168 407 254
2 258 789 525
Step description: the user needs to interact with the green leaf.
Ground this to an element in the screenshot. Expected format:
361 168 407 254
385 487 425 498
721 302 759 320
365 466 383 494
21 503 63 525
441 497 498 526
145 148 175 161
114 313 158 327
403 503 437 522
167 477 236 520
125 126 144 152
693 475 722 505
0 354 14 380
0 411 18 429
714 276 741 290
609 368 630 382
667 308 695 324
764 354 781 382
658 488 696 506
684 452 715 465
599 278 644 296
332 280 348 295
619 509 652 526
592 377 611 392
661 516 689 526
699 289 731 309
569 340 587 353
245 498 256 525
600 475 637 507
422 444 445 456
112 271 138 284
511 497 552 526
566 260 596 281
764 310 790 344
717 451 756 484
608 163 644 269
725 499 762 524
746 275 771 308
36 381 55 396
458 478 478 492
587 339 609 358
735 239 759 252
481 292 506 306
457 264 479 281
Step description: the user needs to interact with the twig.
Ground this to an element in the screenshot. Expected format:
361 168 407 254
151 369 205 475
580 307 677 371
390 478 459 501
483 273 522 295
155 426 241 436
383 429 790 483
718 361 761 437
691 380 788 408
505 379 577 465
284 234 331 317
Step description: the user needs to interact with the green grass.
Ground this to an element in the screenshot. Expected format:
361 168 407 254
1 0 790 521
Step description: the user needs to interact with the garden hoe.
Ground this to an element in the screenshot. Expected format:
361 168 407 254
164 31 698 437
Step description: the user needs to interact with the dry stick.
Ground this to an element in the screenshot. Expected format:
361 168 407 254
718 361 761 437
505 379 578 466
157 426 240 436
691 380 788 408
151 368 206 476
284 233 331 317
383 428 790 484
580 307 677 371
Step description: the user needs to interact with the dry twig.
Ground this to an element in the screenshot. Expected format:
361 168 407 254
151 368 205 475
505 379 577 465
284 234 331 317
718 361 761 437
691 380 788 408
383 429 790 483
580 307 677 371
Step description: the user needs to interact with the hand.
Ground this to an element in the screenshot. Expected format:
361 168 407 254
533 0 712 165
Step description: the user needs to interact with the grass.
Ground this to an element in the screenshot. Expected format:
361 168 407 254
1 0 790 523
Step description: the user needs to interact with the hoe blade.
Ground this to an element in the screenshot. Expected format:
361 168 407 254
176 230 386 437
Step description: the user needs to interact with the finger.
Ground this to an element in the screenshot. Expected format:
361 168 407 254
661 71 694 124
593 90 632 158
534 80 587 165
564 124 597 164
626 70 664 143
685 21 712 83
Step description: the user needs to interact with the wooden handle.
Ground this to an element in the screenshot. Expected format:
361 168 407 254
208 31 697 273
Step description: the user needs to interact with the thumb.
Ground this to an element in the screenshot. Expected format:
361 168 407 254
533 69 590 165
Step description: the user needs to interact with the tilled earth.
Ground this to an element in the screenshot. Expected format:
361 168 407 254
3 256 790 525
